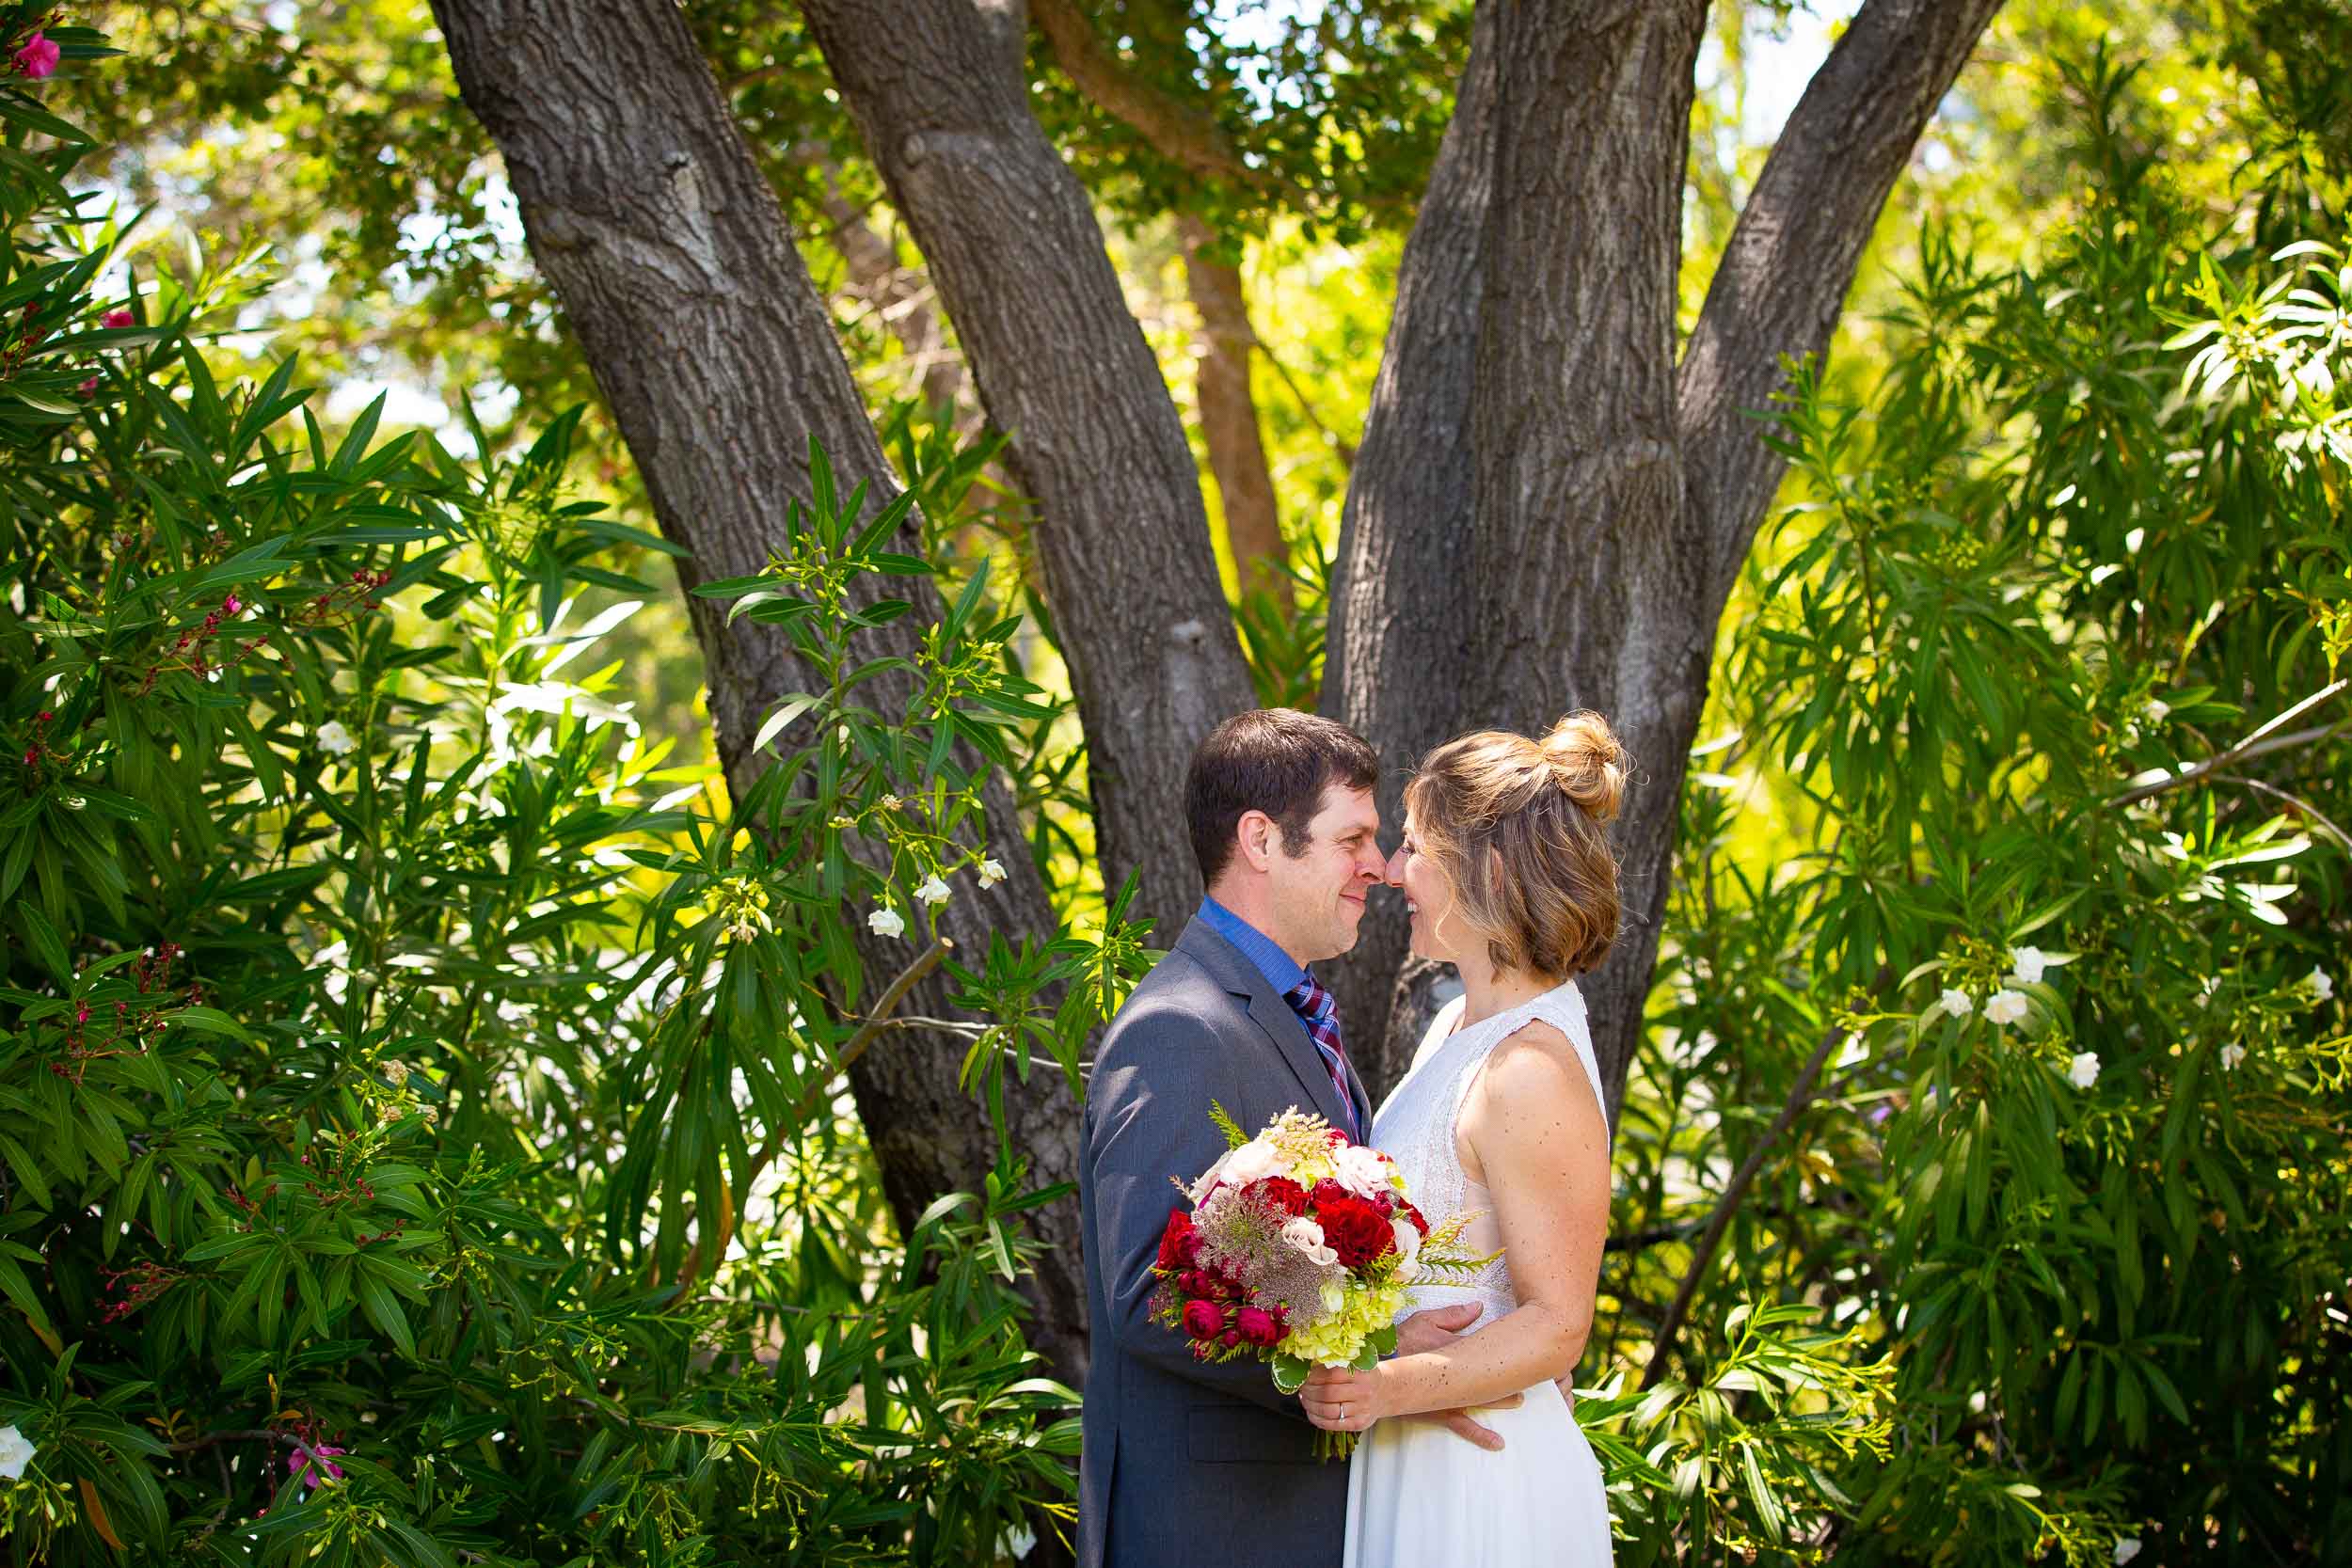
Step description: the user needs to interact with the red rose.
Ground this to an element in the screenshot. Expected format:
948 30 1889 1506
1311 1179 1350 1208
1182 1299 1227 1340
1157 1210 1199 1273
1316 1196 1396 1269
1369 1190 1395 1216
1235 1307 1281 1347
1250 1177 1311 1215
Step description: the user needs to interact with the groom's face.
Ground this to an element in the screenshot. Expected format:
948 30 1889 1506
1263 783 1387 963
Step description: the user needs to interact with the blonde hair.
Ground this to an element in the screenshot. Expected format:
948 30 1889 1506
1404 712 1628 979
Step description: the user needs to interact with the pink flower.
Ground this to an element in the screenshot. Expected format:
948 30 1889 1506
102 309 134 329
13 33 60 80
288 1442 345 1489
76 376 96 396
1180 1299 1226 1340
1235 1306 1280 1347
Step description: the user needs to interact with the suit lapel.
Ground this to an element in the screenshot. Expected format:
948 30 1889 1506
1174 919 1354 1132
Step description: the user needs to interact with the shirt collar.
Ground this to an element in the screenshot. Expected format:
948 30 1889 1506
1197 895 1307 996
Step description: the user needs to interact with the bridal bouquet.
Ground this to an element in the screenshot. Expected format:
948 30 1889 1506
1150 1104 1484 1457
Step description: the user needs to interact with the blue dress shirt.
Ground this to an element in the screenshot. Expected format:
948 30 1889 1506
1196 895 1305 995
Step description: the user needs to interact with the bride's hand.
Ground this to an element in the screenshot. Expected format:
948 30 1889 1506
1299 1365 1385 1433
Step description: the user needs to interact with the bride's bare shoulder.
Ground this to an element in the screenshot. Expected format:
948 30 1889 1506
1482 1018 1601 1119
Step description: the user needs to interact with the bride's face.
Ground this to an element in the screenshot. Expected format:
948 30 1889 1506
1384 811 1463 965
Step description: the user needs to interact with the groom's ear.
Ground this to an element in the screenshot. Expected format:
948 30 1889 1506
1232 808 1279 874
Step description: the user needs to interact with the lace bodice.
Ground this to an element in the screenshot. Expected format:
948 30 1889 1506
1372 981 1608 1329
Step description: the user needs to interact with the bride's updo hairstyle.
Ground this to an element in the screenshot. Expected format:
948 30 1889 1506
1405 712 1628 979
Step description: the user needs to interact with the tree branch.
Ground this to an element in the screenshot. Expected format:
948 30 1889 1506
1677 0 2006 605
1028 0 1266 193
1641 1022 1846 1390
799 0 1256 940
2210 773 2352 852
675 938 957 1291
2106 680 2348 809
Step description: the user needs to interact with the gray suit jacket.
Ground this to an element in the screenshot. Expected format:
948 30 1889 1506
1076 917 1372 1568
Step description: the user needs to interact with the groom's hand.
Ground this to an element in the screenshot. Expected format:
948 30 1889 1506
1392 1303 1521 1451
1393 1301 1484 1354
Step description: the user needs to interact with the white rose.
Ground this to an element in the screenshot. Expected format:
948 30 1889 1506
1983 990 2030 1027
1219 1139 1285 1189
2068 1051 2102 1089
914 875 950 907
1390 1215 1422 1266
314 720 357 756
977 857 1007 889
1187 1149 1232 1205
1330 1144 1391 1198
2219 1042 2246 1070
2312 967 2334 1003
0 1423 32 1481
1281 1217 1340 1270
2114 1541 2141 1566
1938 988 1975 1019
2009 946 2048 985
866 906 905 939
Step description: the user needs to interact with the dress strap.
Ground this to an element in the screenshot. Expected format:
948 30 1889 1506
1531 983 1609 1148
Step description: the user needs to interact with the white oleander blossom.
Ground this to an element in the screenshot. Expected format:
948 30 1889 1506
0 1423 32 1480
2009 945 2049 985
314 720 357 755
2312 967 2335 1003
977 857 1007 889
1938 988 1975 1019
2114 1540 2142 1566
1983 990 2031 1027
914 874 951 907
866 906 905 939
2068 1052 2102 1089
2219 1041 2247 1070
2142 698 2169 724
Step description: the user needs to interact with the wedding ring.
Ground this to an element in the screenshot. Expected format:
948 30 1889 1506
1339 1404 1347 1421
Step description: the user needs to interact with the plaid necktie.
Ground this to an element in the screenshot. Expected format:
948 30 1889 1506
1283 973 1359 1140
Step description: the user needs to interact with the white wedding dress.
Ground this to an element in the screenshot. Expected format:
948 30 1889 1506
1343 981 1614 1568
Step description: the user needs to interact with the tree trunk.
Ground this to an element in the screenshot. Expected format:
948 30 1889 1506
428 0 1090 1385
1179 214 1291 612
1316 0 1500 1098
797 0 1256 943
1327 0 2006 1119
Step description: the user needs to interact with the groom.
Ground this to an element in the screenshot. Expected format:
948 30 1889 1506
1076 709 1509 1568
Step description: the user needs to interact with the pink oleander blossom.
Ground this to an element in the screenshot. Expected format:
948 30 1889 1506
288 1442 346 1489
102 309 134 329
13 33 60 80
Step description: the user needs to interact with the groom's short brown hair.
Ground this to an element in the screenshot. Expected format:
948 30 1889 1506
1185 709 1381 886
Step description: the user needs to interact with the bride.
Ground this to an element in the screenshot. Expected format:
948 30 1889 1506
1301 713 1623 1568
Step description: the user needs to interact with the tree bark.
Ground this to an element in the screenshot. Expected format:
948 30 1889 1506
797 0 1256 943
428 0 1090 1385
1326 0 2003 1117
1179 214 1291 611
1677 0 2010 608
1315 0 1499 1097
1464 0 1713 1123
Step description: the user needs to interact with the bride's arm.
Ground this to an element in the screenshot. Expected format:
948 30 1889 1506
1299 1022 1609 1429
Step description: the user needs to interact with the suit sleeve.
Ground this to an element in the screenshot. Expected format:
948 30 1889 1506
1087 999 1307 1418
